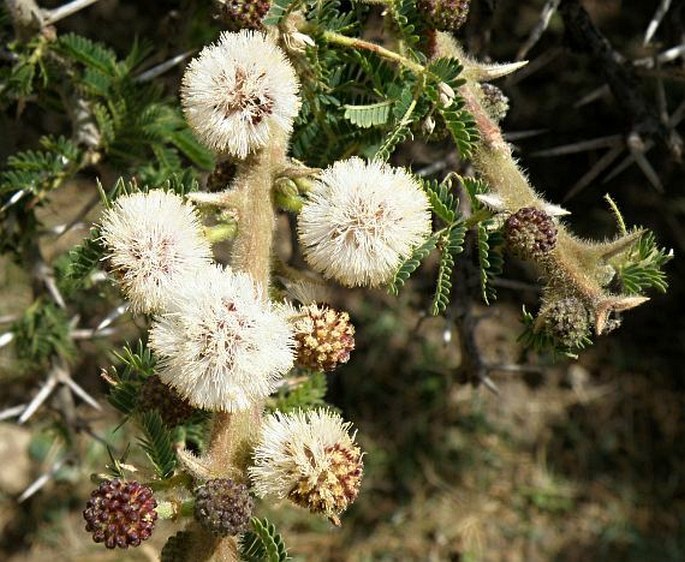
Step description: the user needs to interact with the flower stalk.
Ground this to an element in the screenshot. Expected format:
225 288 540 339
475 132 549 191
191 126 290 562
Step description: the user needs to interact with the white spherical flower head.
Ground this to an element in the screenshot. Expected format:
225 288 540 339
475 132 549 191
149 265 294 412
99 190 213 314
297 158 432 287
181 30 301 158
249 409 364 525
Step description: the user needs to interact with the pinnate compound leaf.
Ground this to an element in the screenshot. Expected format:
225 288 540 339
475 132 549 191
137 411 176 479
240 518 290 562
388 234 439 295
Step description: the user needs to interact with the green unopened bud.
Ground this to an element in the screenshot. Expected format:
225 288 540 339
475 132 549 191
204 221 237 243
275 177 304 212
536 297 591 349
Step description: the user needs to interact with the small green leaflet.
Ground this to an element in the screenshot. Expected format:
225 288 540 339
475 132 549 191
388 234 439 295
240 517 290 562
431 223 466 315
343 101 393 128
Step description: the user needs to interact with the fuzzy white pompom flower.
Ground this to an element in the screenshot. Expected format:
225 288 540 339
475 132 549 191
297 158 432 287
148 265 294 412
181 30 301 158
249 409 363 525
99 190 213 314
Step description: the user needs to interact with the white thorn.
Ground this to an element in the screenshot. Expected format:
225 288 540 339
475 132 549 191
472 60 529 81
543 202 572 217
18 373 59 424
475 193 507 211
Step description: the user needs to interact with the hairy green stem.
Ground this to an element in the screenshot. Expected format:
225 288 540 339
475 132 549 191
319 29 426 74
193 132 288 562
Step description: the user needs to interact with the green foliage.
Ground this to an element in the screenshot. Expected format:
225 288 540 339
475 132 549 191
477 223 504 305
264 0 300 25
375 83 418 161
54 231 105 296
287 1 366 163
12 299 76 366
426 58 465 89
423 178 458 223
107 378 139 417
424 58 477 157
388 234 439 295
106 341 156 415
431 222 466 315
105 173 199 205
342 101 393 128
289 3 476 164
460 175 503 303
390 0 429 62
389 176 466 304
240 517 290 562
0 32 51 103
53 33 214 177
0 135 82 258
614 231 671 295
439 106 478 159
269 371 330 413
313 0 361 34
0 135 81 196
137 411 177 479
57 33 120 77
113 340 157 379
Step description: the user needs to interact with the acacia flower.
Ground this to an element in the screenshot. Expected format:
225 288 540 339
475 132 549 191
149 265 294 411
181 30 301 158
249 408 364 525
99 190 213 314
297 158 432 287
289 303 355 372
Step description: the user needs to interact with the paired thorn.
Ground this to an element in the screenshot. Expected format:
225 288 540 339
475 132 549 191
594 295 650 335
18 357 101 424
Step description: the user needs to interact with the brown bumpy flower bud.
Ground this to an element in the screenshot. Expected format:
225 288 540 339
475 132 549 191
83 479 157 549
539 297 591 349
139 375 195 427
215 0 271 31
418 0 471 32
504 207 557 260
292 304 355 372
194 478 254 536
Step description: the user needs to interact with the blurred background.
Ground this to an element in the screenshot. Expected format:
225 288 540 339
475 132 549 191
1 1 684 560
